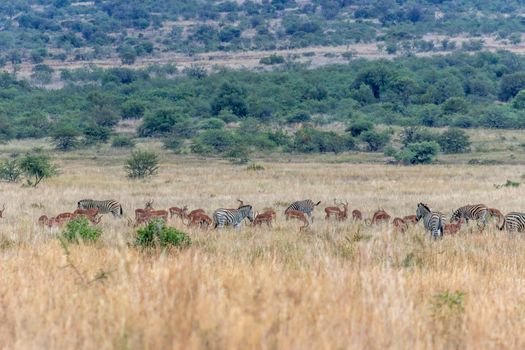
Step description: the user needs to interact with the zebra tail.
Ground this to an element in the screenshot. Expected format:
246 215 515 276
120 206 123 216
315 201 321 206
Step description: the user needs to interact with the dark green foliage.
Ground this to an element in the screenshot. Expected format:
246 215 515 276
83 124 111 145
125 150 159 179
293 127 355 154
199 118 225 130
111 135 135 148
51 125 81 151
211 82 248 117
135 219 191 249
121 100 145 119
139 109 193 137
346 119 374 137
360 130 391 152
259 54 285 65
394 141 440 165
438 128 471 154
512 90 525 109
500 72 525 101
119 45 137 65
162 135 183 151
400 127 439 147
286 111 311 124
61 217 102 243
0 159 22 183
19 153 58 187
196 129 237 153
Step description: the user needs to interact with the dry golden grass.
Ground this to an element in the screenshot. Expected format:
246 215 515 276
1 149 525 349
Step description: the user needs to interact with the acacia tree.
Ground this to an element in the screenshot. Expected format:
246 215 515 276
19 153 58 187
124 150 159 179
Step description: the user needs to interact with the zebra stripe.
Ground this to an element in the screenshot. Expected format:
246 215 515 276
213 205 254 229
499 212 525 232
450 204 489 229
416 203 444 239
77 199 123 217
285 200 321 220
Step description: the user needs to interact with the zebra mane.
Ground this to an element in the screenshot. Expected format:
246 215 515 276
238 205 252 210
419 203 431 212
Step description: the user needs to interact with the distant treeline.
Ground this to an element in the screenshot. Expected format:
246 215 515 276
1 51 525 158
1 0 525 64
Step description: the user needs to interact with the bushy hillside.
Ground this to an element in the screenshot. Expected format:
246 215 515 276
1 0 525 67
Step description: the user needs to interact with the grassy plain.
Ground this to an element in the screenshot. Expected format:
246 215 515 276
1 139 525 349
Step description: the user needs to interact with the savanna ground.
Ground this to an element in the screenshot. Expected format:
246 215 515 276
1 137 525 349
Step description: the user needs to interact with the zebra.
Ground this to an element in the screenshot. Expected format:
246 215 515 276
416 203 444 239
499 212 525 232
213 205 255 229
77 199 123 217
450 204 489 229
284 199 321 223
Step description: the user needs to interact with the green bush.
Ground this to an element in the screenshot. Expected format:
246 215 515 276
0 159 22 183
135 219 191 248
286 111 311 124
360 130 391 152
259 54 285 65
346 119 374 137
162 135 183 151
124 150 159 179
19 153 58 187
62 217 102 243
121 100 146 119
400 127 439 147
51 125 81 151
293 127 354 154
394 141 440 165
438 128 470 154
111 135 135 148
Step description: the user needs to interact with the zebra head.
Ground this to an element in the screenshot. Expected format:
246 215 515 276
416 203 430 222
240 205 255 222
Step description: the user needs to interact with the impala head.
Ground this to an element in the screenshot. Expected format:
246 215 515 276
237 199 244 208
145 200 154 210
450 209 462 223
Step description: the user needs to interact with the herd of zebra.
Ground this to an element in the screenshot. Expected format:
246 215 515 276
25 198 525 238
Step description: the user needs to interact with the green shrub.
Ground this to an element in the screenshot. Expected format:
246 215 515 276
361 130 391 152
111 135 135 148
286 111 311 124
346 119 374 137
259 54 285 65
199 118 226 130
394 141 440 165
121 100 146 119
293 127 354 154
19 153 58 187
0 159 22 183
51 125 81 151
62 217 102 243
135 219 191 248
400 127 439 147
438 128 470 154
162 135 183 151
124 150 159 179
